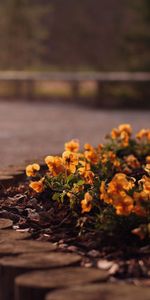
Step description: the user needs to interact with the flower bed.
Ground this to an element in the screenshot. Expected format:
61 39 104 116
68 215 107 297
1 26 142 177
26 124 150 240
0 124 150 279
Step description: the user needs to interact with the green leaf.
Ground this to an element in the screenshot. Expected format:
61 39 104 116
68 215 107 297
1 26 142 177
52 192 60 201
60 191 66 203
77 179 85 186
66 174 74 184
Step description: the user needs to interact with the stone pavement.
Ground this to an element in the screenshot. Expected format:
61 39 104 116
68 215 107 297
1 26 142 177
0 100 149 170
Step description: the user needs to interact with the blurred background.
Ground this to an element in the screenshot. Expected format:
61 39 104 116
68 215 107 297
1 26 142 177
0 0 149 170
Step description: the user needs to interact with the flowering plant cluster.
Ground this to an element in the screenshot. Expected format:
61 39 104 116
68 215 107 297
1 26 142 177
26 124 150 240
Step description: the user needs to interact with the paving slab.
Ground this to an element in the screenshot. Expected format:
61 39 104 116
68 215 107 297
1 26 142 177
46 283 150 300
15 267 108 300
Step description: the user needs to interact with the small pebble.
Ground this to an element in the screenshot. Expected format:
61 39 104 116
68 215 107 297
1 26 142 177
82 261 93 268
58 243 68 249
97 259 114 270
108 263 119 275
16 228 30 232
88 249 100 258
67 245 78 252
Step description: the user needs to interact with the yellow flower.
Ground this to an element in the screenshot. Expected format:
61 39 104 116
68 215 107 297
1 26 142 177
29 178 44 193
26 163 40 177
81 192 93 213
45 156 64 176
65 139 80 152
136 129 150 141
62 151 79 173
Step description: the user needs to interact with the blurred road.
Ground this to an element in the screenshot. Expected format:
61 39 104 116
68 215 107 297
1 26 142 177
0 101 149 170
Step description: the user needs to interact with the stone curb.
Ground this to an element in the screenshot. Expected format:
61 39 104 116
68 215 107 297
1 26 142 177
0 159 45 187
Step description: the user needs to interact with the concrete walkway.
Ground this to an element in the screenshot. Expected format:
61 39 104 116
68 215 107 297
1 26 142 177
0 101 149 170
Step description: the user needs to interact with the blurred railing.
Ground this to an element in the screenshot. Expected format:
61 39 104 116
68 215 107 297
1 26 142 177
0 71 150 107
0 71 150 81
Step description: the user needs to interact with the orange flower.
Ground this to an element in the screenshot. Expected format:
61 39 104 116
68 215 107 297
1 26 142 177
115 195 134 216
144 164 150 175
107 173 135 195
45 156 64 176
83 171 94 185
140 175 150 193
133 200 147 217
101 151 120 168
133 190 148 202
111 124 132 147
125 155 140 169
84 144 99 164
78 160 91 173
84 143 94 151
26 163 40 177
78 161 94 184
146 156 150 163
133 176 150 216
100 174 135 216
65 139 80 152
81 192 93 213
97 143 104 153
111 128 120 139
120 131 130 147
101 151 115 164
136 129 150 141
29 178 44 193
100 181 113 204
118 124 132 135
62 151 79 173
